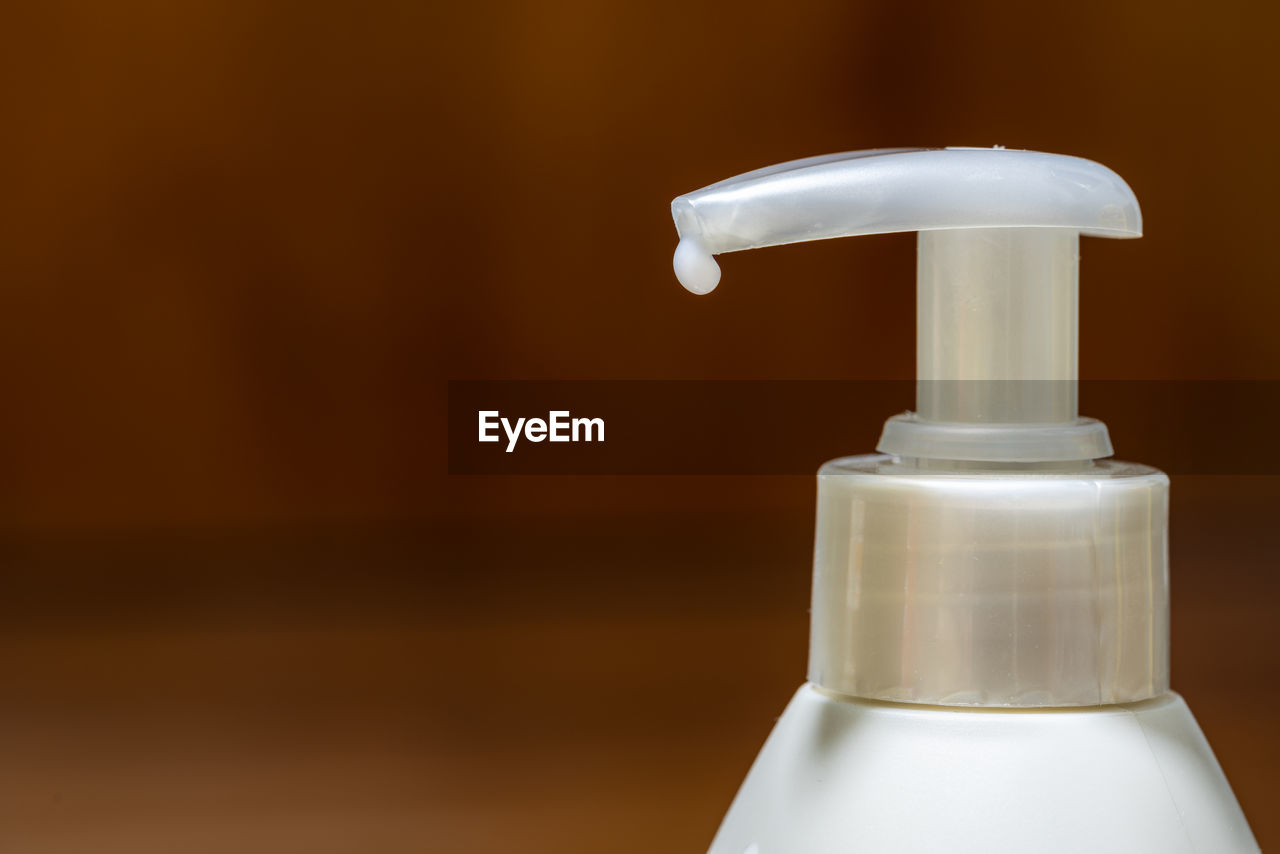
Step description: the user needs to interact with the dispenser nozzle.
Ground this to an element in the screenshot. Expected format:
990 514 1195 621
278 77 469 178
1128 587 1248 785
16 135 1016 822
670 148 1140 295
669 147 1143 462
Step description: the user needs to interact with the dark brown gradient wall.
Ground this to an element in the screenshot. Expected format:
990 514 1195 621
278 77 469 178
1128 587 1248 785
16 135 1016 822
0 2 1276 852
2 0 1279 526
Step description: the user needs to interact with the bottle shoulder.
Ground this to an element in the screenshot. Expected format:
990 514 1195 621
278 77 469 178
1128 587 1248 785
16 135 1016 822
708 684 1258 854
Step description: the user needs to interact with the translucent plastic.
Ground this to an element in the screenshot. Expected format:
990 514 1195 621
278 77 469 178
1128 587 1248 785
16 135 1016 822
670 146 1141 460
918 228 1078 424
670 147 1140 295
810 455 1169 706
877 411 1114 462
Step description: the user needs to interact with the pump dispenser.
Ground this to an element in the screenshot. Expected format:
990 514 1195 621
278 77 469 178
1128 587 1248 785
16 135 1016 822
672 148 1258 853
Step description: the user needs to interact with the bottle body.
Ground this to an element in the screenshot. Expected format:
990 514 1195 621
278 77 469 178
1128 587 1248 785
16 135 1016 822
708 684 1258 854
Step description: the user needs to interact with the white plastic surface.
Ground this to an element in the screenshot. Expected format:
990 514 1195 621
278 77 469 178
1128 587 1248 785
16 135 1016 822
671 147 1140 295
708 685 1259 854
669 146 1141 457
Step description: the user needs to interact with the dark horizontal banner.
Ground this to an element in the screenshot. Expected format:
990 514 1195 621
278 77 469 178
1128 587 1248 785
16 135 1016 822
448 381 1280 475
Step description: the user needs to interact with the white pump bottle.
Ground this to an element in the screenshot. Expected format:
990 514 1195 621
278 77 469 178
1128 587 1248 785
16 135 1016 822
671 148 1259 853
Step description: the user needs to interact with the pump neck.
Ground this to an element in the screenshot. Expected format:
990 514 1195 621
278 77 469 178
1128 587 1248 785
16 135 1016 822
916 228 1079 424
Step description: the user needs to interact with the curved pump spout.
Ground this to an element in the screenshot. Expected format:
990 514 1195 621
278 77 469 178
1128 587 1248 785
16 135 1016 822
670 147 1142 462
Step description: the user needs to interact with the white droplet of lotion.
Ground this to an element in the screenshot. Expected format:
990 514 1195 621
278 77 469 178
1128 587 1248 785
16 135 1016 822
673 236 721 295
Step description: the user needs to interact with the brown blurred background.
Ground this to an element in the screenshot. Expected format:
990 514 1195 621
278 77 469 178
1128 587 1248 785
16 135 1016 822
0 1 1276 851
